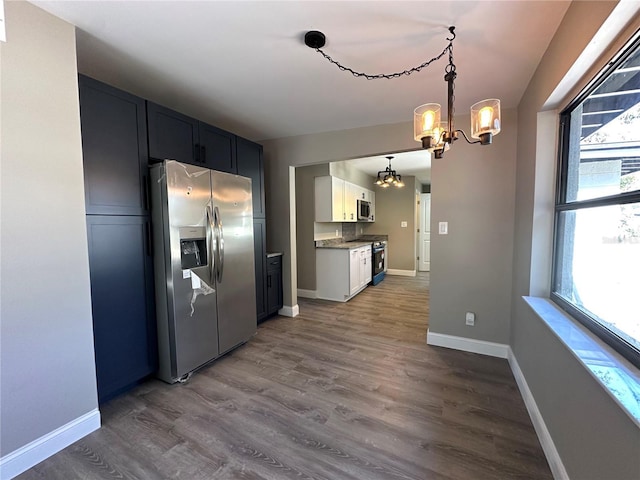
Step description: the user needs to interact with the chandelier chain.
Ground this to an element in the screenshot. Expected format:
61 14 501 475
313 41 454 80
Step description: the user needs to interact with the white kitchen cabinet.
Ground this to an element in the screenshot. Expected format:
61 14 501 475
360 245 372 285
349 249 360 295
344 181 358 222
369 189 375 222
316 244 372 301
315 176 345 222
316 175 374 223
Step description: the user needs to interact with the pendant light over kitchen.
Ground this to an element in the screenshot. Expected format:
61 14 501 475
304 27 501 159
375 156 404 188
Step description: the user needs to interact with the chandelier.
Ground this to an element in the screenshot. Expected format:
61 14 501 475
304 27 501 159
375 156 404 188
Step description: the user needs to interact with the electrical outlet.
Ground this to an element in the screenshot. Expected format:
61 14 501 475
360 227 363 234
465 312 475 326
335 229 339 237
401 221 408 228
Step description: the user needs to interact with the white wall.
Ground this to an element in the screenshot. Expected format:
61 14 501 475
0 0 99 469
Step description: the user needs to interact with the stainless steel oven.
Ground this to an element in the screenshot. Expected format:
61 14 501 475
372 241 386 285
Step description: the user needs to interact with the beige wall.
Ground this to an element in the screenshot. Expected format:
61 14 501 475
295 164 329 291
1 0 98 459
362 176 418 272
428 109 517 344
512 2 640 478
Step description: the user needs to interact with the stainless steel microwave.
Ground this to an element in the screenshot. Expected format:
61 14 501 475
357 199 372 221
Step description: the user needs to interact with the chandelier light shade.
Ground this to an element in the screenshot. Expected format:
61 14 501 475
304 26 502 159
413 103 441 148
375 156 404 188
470 98 501 144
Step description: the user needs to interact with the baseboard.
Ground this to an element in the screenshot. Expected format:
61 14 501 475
0 408 101 479
386 269 416 277
278 304 299 317
508 349 569 480
297 289 317 299
426 330 509 358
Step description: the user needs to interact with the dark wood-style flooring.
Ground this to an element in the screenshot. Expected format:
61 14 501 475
19 272 552 479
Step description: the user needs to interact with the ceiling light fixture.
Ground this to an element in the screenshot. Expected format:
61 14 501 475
375 156 404 188
304 27 501 159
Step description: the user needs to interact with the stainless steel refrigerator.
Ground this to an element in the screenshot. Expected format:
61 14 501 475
150 160 256 383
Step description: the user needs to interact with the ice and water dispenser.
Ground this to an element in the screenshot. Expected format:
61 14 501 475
179 227 208 270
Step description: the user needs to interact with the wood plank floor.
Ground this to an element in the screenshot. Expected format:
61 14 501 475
18 273 552 479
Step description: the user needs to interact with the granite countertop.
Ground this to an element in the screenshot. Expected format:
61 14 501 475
266 252 283 258
316 241 373 250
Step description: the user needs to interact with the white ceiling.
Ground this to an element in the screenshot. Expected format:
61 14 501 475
31 0 570 181
338 150 433 185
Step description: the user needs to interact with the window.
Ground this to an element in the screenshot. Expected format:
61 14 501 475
553 32 640 369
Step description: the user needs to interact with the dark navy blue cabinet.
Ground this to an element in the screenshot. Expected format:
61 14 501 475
146 102 198 166
237 138 265 218
267 255 283 316
86 216 157 403
199 122 237 173
80 76 158 404
254 219 268 322
79 75 149 216
147 102 237 174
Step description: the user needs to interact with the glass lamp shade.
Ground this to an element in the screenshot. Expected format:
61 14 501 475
414 103 441 142
470 99 501 139
431 122 449 150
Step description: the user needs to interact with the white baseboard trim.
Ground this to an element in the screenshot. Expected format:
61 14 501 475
278 304 299 317
296 289 317 299
386 269 416 277
0 408 101 480
508 349 569 480
426 330 509 358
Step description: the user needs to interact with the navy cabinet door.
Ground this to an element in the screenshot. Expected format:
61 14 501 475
237 138 265 218
267 256 283 316
200 122 237 173
253 219 267 322
147 102 199 165
86 216 157 403
79 76 149 216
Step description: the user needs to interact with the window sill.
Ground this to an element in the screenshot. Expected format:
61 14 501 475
523 296 640 427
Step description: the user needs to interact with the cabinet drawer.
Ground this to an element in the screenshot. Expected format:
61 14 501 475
267 255 282 270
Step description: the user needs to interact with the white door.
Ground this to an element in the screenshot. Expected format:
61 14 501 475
419 193 431 271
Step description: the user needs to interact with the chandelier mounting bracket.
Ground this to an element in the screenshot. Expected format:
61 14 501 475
304 31 326 49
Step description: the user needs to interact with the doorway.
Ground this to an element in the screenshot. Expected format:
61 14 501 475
418 193 431 272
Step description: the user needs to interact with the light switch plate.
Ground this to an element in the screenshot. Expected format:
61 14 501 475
439 222 448 234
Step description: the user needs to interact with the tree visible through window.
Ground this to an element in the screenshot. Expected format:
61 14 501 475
554 33 640 369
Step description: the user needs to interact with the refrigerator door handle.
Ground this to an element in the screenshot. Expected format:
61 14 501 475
206 204 215 284
214 206 224 283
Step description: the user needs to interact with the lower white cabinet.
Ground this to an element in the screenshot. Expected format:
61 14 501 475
317 244 372 302
361 246 372 285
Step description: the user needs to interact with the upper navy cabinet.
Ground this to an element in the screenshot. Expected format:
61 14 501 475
79 75 149 216
147 102 237 174
146 102 198 165
199 123 237 172
237 138 265 218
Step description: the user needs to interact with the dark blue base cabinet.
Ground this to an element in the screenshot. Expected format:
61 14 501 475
86 216 157 403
